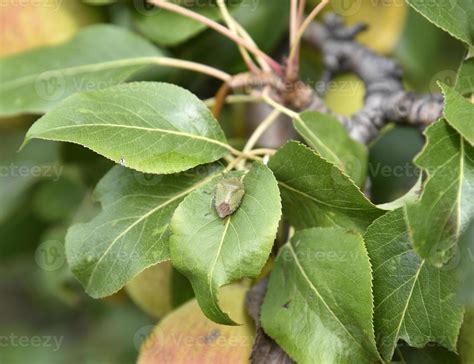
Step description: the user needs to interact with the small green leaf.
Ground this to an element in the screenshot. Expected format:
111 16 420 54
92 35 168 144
440 82 474 146
170 162 281 325
406 0 474 45
268 141 383 232
66 164 222 298
293 111 368 186
24 82 230 175
405 120 474 267
261 227 381 364
365 209 464 361
0 25 164 116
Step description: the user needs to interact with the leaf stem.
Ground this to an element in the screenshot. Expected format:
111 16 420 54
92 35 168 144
243 109 281 153
204 94 263 107
147 0 282 74
262 93 298 119
290 0 299 46
152 57 231 82
216 0 259 73
287 0 330 72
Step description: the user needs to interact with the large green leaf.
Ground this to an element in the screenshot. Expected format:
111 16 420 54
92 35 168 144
293 111 368 186
261 227 381 364
170 162 281 324
405 0 474 45
365 209 464 362
23 82 230 175
440 83 474 146
268 141 383 232
0 25 164 116
66 164 222 298
405 120 474 267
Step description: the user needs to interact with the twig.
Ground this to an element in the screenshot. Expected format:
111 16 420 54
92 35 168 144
147 0 282 74
152 57 231 82
290 0 298 46
262 93 298 118
287 0 330 71
216 0 259 73
243 109 281 153
204 94 263 107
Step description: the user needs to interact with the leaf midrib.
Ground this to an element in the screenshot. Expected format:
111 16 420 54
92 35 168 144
278 181 375 211
286 242 373 357
29 123 230 151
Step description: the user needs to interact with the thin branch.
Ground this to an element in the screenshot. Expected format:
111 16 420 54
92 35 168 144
204 94 263 107
152 57 231 82
147 0 282 74
287 0 330 66
248 148 277 156
216 0 259 73
243 109 281 153
262 92 298 118
297 0 306 23
290 0 298 45
233 21 272 72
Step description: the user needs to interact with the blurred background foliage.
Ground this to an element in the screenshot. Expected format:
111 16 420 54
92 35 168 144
0 0 468 363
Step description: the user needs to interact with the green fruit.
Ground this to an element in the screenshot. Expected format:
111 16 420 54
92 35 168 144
125 262 174 319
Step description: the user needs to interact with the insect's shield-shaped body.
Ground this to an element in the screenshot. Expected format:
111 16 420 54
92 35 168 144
214 177 245 218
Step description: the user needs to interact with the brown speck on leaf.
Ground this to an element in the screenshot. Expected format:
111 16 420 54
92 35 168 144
202 329 221 344
283 300 291 309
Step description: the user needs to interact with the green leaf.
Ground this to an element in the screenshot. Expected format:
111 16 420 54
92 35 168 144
293 111 368 186
405 120 474 267
66 164 222 298
405 0 474 45
133 1 242 46
268 141 383 232
24 82 230 175
455 50 474 96
170 162 281 325
440 82 474 146
365 209 464 362
261 227 381 364
0 24 163 116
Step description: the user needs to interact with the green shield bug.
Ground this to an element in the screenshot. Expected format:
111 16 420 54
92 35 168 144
214 177 245 218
